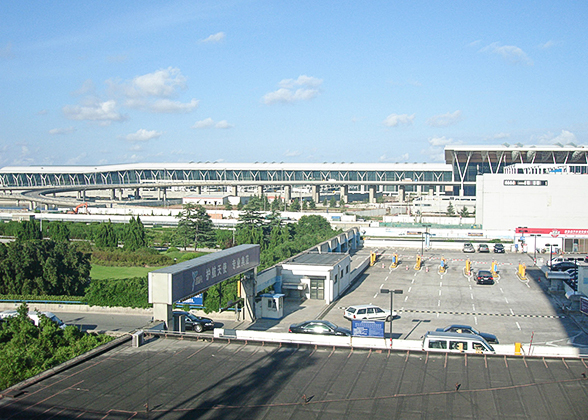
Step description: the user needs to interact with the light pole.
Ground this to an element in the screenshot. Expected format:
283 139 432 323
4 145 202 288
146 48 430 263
546 243 552 270
380 288 403 347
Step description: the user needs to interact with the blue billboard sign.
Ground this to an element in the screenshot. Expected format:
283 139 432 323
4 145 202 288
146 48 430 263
352 320 385 338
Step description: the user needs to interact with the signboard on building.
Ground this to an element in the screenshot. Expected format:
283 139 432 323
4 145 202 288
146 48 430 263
149 244 260 305
351 320 385 338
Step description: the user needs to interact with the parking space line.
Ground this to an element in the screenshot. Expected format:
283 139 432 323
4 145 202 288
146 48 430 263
438 300 441 306
438 290 442 296
373 293 378 298
472 304 476 311
516 322 521 330
440 281 442 287
474 316 478 325
470 293 474 299
404 296 409 302
408 287 412 293
510 308 515 315
505 297 509 304
500 287 504 293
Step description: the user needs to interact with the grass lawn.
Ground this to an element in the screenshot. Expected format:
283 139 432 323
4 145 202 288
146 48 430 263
91 265 154 280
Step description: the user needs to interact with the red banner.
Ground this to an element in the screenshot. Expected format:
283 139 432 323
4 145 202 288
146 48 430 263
515 227 588 236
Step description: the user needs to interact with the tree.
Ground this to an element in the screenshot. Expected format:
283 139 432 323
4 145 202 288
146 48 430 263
271 197 282 211
174 204 216 249
308 198 316 210
459 206 470 218
123 216 147 251
302 200 308 210
290 198 301 211
15 220 42 241
339 198 346 207
329 196 337 208
94 221 118 249
47 221 70 242
446 202 456 216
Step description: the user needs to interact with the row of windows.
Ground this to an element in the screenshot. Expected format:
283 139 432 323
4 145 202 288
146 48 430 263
0 170 453 188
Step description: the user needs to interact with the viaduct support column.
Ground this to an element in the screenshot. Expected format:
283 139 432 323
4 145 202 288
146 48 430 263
195 186 201 195
240 268 257 322
311 185 320 204
229 185 238 196
257 185 264 196
284 185 291 202
369 185 376 203
134 188 141 200
110 189 116 200
158 187 167 201
339 185 348 204
398 186 405 203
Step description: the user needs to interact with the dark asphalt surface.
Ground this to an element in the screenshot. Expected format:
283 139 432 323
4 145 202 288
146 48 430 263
2 336 588 419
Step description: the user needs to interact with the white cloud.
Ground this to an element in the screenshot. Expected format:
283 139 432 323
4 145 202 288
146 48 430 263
538 40 557 49
143 98 199 113
383 113 415 127
67 153 87 165
480 42 533 65
214 120 233 129
536 130 577 145
63 100 126 123
492 132 510 140
378 153 409 162
426 110 463 127
200 32 226 43
125 129 162 142
192 117 233 129
49 127 76 135
428 136 455 147
279 75 323 89
284 149 301 157
263 75 323 105
123 67 187 98
421 136 458 162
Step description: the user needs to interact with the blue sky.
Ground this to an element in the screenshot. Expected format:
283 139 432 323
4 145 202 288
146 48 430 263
1 1 587 166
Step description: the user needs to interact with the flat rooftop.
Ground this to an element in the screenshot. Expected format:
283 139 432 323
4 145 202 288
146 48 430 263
2 337 588 419
284 252 349 266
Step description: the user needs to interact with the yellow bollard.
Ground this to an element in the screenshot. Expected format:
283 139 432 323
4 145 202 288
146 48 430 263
515 342 522 355
415 254 422 271
465 258 471 276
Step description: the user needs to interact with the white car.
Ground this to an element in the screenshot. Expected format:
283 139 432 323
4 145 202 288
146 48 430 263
344 304 396 322
0 310 66 329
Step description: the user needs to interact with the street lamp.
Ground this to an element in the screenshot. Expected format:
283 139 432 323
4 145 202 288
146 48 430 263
545 243 553 270
380 288 403 347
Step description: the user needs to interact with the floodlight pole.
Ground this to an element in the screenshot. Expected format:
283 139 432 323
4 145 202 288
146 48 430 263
380 288 403 348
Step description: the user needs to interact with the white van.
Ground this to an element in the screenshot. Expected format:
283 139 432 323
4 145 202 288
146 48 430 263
422 331 495 354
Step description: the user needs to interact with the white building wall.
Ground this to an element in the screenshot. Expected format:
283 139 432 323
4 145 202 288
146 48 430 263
476 173 588 230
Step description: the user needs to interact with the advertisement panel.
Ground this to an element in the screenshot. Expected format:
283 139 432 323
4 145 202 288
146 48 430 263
351 320 385 338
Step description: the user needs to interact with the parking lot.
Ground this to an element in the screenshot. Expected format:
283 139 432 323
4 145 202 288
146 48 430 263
320 248 588 348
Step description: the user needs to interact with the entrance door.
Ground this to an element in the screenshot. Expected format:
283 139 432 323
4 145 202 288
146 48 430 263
310 278 324 300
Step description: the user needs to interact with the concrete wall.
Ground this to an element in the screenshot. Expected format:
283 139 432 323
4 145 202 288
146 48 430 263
476 173 588 230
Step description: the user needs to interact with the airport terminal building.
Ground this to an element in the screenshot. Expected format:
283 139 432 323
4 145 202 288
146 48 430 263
0 144 587 238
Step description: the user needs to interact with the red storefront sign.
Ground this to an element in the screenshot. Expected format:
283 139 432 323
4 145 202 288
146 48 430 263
515 228 588 236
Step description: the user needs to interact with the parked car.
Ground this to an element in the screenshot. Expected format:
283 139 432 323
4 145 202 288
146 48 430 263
476 270 494 285
493 243 505 253
288 320 351 336
551 261 578 272
435 324 499 344
172 311 214 333
344 304 395 322
463 243 475 253
478 244 490 253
